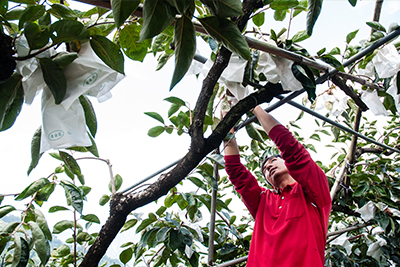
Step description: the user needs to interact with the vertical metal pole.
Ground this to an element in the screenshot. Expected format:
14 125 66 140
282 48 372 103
207 148 220 265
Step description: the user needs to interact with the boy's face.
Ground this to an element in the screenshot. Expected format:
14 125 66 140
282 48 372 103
262 156 288 188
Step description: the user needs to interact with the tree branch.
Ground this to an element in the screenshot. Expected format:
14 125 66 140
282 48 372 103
331 204 361 217
79 1 265 266
330 76 368 112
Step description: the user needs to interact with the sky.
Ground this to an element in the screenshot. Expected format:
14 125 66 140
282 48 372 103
1 0 399 263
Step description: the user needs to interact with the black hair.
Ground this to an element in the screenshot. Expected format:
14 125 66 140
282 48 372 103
261 154 282 185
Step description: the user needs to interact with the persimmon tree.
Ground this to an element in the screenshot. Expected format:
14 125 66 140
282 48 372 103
0 0 400 267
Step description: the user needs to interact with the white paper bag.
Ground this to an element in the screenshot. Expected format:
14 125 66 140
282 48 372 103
372 44 400 78
387 75 400 113
15 36 56 104
60 42 125 110
361 90 388 116
256 52 303 91
201 55 248 83
40 87 91 153
256 52 280 83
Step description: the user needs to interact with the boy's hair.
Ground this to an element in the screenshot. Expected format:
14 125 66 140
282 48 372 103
261 154 282 184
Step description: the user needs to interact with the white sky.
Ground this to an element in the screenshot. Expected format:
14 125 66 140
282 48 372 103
0 0 399 263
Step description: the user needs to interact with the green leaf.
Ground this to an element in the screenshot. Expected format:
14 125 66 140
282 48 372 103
38 58 66 104
270 0 299 10
60 180 84 214
81 214 100 224
245 124 264 142
28 221 49 265
305 143 317 153
140 0 176 41
109 174 123 192
120 219 138 233
77 232 92 245
207 154 225 167
79 95 97 137
119 23 151 62
120 248 133 265
328 47 341 55
144 112 164 124
86 133 99 157
136 217 157 233
198 16 250 60
182 192 196 207
155 227 170 243
156 51 174 70
396 71 400 95
320 54 345 72
306 0 322 36
310 133 321 141
11 236 29 267
273 10 286 21
111 0 140 28
169 0 193 14
170 15 196 90
353 181 369 197
18 5 45 29
167 229 184 251
200 0 243 17
38 12 51 26
79 185 91 196
168 103 181 117
5 7 24 21
15 178 49 201
291 30 309 43
52 52 78 69
48 3 77 20
50 20 88 43
370 31 385 42
52 220 73 234
148 126 165 137
0 73 24 132
59 151 82 177
90 35 125 74
177 111 190 128
164 96 186 106
348 0 357 7
52 244 70 257
252 12 265 27
23 21 50 50
0 73 21 125
0 221 19 235
27 127 43 175
346 29 359 44
291 63 316 102
0 205 15 219
48 206 70 213
187 177 207 191
366 21 386 33
99 194 110 206
34 209 52 241
0 1 8 16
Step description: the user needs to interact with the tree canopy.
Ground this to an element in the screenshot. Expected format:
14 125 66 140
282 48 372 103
1 0 400 266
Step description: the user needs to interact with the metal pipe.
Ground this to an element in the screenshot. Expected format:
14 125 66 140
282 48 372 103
207 149 220 265
281 96 400 154
121 158 181 194
215 255 248 267
119 10 400 198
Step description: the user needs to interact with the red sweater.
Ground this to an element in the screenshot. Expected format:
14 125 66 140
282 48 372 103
225 125 331 267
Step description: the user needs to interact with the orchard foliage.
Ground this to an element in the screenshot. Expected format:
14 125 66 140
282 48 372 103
1 0 400 266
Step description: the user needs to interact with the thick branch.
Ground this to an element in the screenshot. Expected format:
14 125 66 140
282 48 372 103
330 76 368 112
80 1 264 266
331 204 361 217
355 144 400 158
